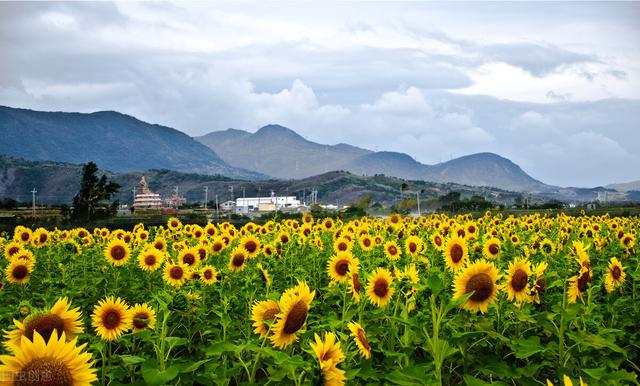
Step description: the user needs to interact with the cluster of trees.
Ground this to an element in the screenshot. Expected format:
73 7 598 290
71 162 120 220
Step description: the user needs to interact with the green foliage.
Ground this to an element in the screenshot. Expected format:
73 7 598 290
71 162 120 220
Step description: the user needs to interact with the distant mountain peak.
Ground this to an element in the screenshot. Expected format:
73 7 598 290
254 124 303 138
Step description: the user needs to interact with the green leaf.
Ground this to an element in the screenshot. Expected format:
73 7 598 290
463 375 509 385
179 359 211 373
427 273 444 296
141 360 179 386
512 336 544 359
581 334 624 354
118 355 146 366
204 342 241 356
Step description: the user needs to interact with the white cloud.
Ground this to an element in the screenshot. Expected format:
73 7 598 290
0 2 639 187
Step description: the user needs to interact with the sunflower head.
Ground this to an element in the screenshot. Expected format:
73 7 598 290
503 257 532 303
444 236 468 272
0 330 97 386
163 263 190 288
229 247 249 272
366 267 394 308
131 303 156 333
482 238 501 260
453 259 499 314
91 296 132 341
137 247 164 272
347 321 371 359
251 300 280 338
384 241 401 261
270 281 315 348
6 259 34 285
104 239 131 267
327 252 353 283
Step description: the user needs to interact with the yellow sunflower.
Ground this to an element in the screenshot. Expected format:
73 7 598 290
366 268 394 308
6 259 33 285
152 236 167 251
333 237 352 254
531 261 548 304
358 235 374 251
9 249 35 265
539 239 555 257
270 281 315 348
431 232 445 251
13 226 32 244
404 236 423 258
137 247 164 272
348 271 363 303
347 321 371 359
503 257 532 303
327 252 354 283
3 241 22 260
443 236 468 272
3 297 83 349
131 303 156 333
453 259 499 314
241 235 261 257
163 263 190 287
91 296 132 341
167 217 182 231
250 299 280 338
200 265 218 285
0 330 96 386
384 241 401 261
229 247 248 272
604 257 625 294
482 238 501 260
178 247 200 267
568 266 591 304
310 331 345 371
104 239 131 267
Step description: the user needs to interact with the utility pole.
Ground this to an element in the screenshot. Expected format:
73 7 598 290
416 191 421 217
31 188 37 217
203 186 208 210
229 186 234 202
215 194 219 218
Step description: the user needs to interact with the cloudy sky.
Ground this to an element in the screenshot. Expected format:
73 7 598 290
1 2 639 187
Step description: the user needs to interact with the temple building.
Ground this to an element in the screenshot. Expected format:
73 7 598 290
133 176 163 210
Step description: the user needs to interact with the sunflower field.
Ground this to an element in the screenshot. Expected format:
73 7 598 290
0 213 638 386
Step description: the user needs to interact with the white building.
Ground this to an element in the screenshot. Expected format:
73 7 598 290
220 200 236 212
133 176 162 210
235 192 300 213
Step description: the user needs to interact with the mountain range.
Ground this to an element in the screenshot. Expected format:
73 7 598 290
0 106 264 180
197 125 549 192
0 105 636 199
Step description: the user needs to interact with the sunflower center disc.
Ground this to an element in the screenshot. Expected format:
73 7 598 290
170 266 183 280
465 273 493 302
204 270 213 280
511 269 528 292
577 271 591 292
133 313 149 329
409 243 417 253
450 245 464 263
335 260 350 276
9 246 19 256
245 241 257 253
104 311 121 329
111 246 126 260
468 226 476 234
232 253 245 267
24 314 65 342
612 266 621 280
373 279 389 298
352 274 361 293
388 246 397 255
357 329 371 350
144 255 156 266
16 358 72 386
263 308 279 321
489 244 499 255
12 265 29 279
21 233 30 242
283 301 307 334
213 243 222 252
364 239 371 247
183 254 195 265
535 278 546 294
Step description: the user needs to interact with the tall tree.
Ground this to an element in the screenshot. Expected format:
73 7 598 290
72 162 120 220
